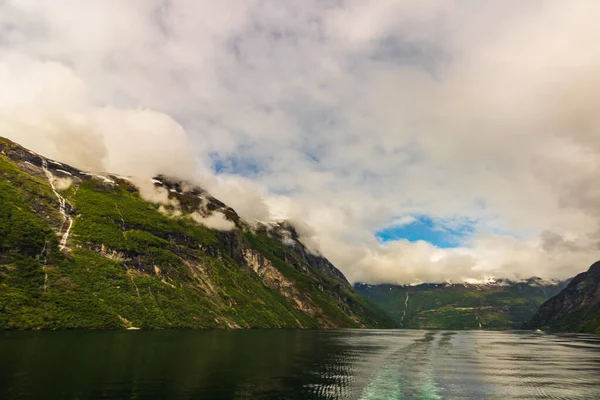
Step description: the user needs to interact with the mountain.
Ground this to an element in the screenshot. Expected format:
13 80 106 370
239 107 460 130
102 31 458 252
355 279 567 330
523 261 600 333
0 137 394 330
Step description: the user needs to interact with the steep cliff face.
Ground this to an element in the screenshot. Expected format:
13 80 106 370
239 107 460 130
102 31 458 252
524 262 600 333
0 137 394 330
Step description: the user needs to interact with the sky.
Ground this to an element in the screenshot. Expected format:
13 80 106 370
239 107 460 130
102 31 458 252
1 0 600 284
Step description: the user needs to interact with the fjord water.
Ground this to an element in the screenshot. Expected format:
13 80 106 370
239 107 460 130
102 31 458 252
1 330 599 400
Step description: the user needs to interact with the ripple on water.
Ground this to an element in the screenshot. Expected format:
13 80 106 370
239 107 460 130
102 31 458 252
350 331 600 400
0 330 599 400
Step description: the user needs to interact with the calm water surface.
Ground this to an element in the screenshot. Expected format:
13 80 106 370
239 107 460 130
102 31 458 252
1 330 599 399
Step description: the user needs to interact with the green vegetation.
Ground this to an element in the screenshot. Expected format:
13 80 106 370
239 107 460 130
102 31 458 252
524 262 600 334
355 281 565 330
0 137 394 330
533 304 600 334
245 232 394 328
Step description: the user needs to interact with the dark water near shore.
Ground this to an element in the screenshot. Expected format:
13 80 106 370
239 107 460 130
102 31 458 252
1 330 599 399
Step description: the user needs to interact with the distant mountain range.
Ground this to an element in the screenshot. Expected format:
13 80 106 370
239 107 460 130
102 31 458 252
355 278 568 330
0 136 394 330
524 261 600 334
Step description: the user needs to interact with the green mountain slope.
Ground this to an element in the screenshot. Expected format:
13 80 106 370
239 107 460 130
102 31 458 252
523 261 600 334
0 137 394 330
355 279 566 330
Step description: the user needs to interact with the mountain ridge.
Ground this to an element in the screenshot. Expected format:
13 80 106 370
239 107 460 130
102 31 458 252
523 261 600 333
355 279 567 330
0 136 395 330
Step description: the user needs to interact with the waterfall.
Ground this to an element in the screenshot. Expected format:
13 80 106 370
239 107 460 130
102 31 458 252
41 159 73 251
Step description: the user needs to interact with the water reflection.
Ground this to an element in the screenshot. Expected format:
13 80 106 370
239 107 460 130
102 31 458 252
1 330 599 399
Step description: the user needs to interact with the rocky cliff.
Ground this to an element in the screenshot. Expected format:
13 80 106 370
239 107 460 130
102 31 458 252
523 261 600 334
0 136 394 329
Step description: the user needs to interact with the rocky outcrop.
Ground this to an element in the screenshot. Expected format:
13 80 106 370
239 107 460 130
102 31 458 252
258 222 351 286
523 261 600 333
242 248 321 320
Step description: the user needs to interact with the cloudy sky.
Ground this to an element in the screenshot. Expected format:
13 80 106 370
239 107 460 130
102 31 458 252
1 0 600 284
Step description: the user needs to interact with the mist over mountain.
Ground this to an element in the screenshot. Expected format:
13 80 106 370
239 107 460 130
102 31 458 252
3 5 600 400
1 1 600 285
0 137 393 329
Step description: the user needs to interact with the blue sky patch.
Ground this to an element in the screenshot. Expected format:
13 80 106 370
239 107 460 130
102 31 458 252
210 152 262 176
375 215 476 248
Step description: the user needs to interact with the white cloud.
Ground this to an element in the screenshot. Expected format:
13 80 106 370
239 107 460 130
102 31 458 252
386 216 418 229
132 178 179 206
190 212 235 231
0 53 199 180
205 174 271 224
52 177 73 191
1 0 600 283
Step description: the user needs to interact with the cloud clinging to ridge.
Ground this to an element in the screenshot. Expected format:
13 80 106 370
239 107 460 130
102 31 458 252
1 0 600 283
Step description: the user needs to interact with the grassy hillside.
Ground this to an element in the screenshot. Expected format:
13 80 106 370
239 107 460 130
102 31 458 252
0 137 394 330
355 280 566 330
